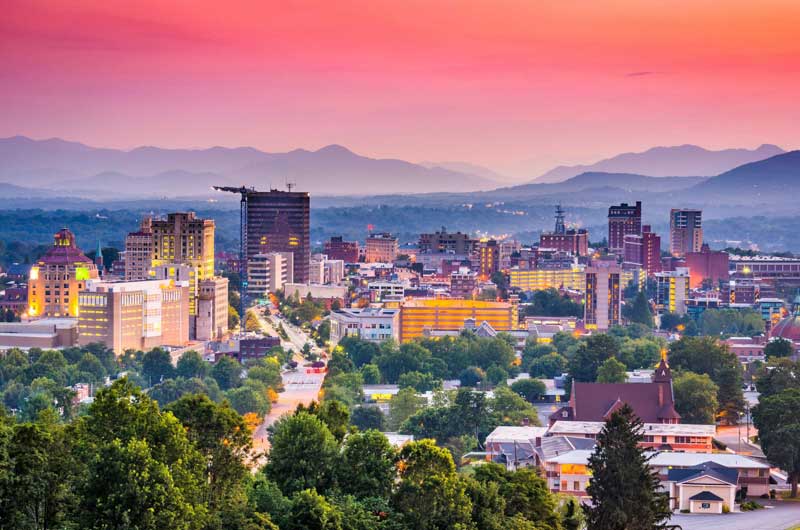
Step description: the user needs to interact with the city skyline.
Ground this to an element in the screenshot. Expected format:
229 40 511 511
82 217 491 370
3 0 800 176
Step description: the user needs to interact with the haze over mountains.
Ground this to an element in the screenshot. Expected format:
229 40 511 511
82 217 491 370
533 144 785 182
0 136 794 204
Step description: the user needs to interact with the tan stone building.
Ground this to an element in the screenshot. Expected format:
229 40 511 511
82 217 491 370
196 277 229 341
365 233 398 263
77 279 189 354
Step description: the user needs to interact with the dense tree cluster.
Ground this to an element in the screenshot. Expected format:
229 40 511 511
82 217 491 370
523 288 583 317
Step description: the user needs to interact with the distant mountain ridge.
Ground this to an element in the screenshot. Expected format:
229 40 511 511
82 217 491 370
0 136 498 196
534 144 785 183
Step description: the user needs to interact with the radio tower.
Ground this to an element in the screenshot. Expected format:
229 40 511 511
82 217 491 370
554 204 566 234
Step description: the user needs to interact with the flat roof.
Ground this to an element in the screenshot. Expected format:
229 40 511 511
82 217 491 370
548 449 593 465
650 452 769 469
486 426 549 443
548 421 715 437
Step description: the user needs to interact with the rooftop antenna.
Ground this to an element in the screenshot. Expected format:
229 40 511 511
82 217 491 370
286 180 296 192
554 204 566 234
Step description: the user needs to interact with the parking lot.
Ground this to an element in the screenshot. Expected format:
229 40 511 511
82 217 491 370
670 502 800 530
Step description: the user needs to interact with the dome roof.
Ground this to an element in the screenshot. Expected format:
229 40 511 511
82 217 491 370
771 315 800 342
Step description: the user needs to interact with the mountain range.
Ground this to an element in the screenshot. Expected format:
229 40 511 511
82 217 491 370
533 144 785 182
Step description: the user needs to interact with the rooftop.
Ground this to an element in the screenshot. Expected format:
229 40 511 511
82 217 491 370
485 426 549 444
548 420 715 437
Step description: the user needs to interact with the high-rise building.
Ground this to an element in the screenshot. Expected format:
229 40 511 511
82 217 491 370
324 236 359 263
247 252 294 299
365 233 399 263
419 227 476 255
399 298 517 342
670 209 703 257
28 229 100 318
477 239 500 279
245 189 311 283
77 279 189 354
196 277 229 341
642 225 662 275
539 205 589 256
685 243 729 289
608 201 642 255
623 233 643 268
584 261 622 330
655 267 691 315
124 217 154 281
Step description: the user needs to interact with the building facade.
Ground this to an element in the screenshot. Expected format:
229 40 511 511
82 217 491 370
419 227 476 255
330 307 400 347
608 201 642 255
685 244 729 289
399 298 516 342
324 236 360 263
670 208 703 257
655 267 691 315
477 239 500 279
196 277 229 341
124 217 154 281
247 252 294 299
77 279 190 354
509 266 585 292
28 229 99 318
246 189 311 283
365 233 399 263
584 261 621 330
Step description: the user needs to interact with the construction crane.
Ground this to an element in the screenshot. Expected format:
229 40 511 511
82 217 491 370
213 186 254 327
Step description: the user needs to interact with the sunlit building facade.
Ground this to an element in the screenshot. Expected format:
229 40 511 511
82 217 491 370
399 298 517 342
508 266 585 292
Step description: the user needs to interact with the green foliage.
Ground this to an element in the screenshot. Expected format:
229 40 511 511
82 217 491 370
627 291 654 327
756 358 800 398
350 406 386 431
698 308 765 337
388 387 425 431
338 337 382 368
212 356 243 391
753 388 800 497
596 357 627 383
398 370 440 392
337 430 397 498
225 385 271 416
524 288 583 317
668 336 745 422
486 365 509 386
472 463 561 529
510 378 547 403
527 352 568 378
584 404 672 530
765 338 795 360
459 366 485 387
673 371 719 424
142 348 175 384
176 350 210 380
265 412 339 495
569 334 619 382
360 363 381 384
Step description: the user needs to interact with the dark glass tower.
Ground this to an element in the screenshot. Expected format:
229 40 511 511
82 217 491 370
246 189 310 283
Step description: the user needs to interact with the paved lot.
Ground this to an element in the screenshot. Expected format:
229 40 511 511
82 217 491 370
670 503 800 530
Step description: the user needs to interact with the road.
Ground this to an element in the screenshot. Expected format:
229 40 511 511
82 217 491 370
670 502 800 530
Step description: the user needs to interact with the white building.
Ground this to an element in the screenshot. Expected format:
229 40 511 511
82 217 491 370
330 307 400 347
247 252 294 298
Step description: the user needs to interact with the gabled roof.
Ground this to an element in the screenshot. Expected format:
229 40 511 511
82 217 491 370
689 491 725 502
569 381 680 423
667 462 738 486
536 436 596 461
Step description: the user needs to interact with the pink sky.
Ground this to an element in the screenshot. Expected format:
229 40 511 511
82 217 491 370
2 0 799 176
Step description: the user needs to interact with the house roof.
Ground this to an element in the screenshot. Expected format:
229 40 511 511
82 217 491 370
536 436 596 461
568 380 680 423
689 491 725 502
547 449 593 465
486 426 548 444
650 452 768 470
667 462 739 486
548 421 714 437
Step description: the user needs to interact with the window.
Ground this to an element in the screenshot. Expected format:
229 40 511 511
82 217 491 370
573 481 580 491
560 480 567 491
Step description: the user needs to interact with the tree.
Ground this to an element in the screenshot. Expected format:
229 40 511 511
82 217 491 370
225 386 270 416
596 357 627 383
672 371 719 424
377 343 430 384
77 352 106 383
359 363 381 384
472 463 561 529
350 406 385 431
765 338 795 360
316 399 351 442
398 371 439 392
584 404 672 530
338 430 397 498
628 291 654 327
527 352 568 379
286 489 343 530
142 348 175 385
388 388 424 430
338 337 381 368
525 288 582 317
228 305 240 330
756 358 800 398
510 378 546 403
459 366 485 388
265 412 339 495
753 388 800 497
212 356 243 391
486 365 509 387
569 334 619 383
491 386 539 426
668 336 745 423
176 350 209 379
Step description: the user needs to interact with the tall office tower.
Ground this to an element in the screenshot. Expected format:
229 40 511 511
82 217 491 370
124 217 154 281
365 232 399 263
607 201 642 255
655 267 691 315
670 209 703 257
477 239 500 279
641 225 662 275
151 212 215 316
324 236 359 263
584 260 622 330
246 190 310 283
28 228 100 318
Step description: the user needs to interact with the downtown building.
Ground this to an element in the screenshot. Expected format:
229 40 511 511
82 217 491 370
365 232 399 263
77 279 190 354
245 189 311 283
670 208 703 257
418 227 477 255
399 298 517 343
28 229 100 318
539 205 589 257
329 307 400 347
584 260 622 330
607 201 642 255
247 252 294 299
324 236 360 263
655 267 691 315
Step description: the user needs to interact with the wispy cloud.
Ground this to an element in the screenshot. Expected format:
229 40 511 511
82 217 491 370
625 71 659 77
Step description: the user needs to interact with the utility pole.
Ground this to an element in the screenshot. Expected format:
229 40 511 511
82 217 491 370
213 186 254 329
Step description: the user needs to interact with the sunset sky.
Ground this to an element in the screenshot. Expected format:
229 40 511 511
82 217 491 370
2 0 799 177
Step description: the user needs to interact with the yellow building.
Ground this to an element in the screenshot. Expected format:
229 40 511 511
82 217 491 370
399 298 517 342
509 267 585 292
28 229 99 318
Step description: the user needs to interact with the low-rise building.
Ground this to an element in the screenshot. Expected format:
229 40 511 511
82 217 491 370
509 266 585 292
399 298 517 343
0 318 78 350
330 307 400 347
547 421 715 452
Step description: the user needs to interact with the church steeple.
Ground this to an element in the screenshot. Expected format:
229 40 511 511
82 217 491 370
652 348 672 383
